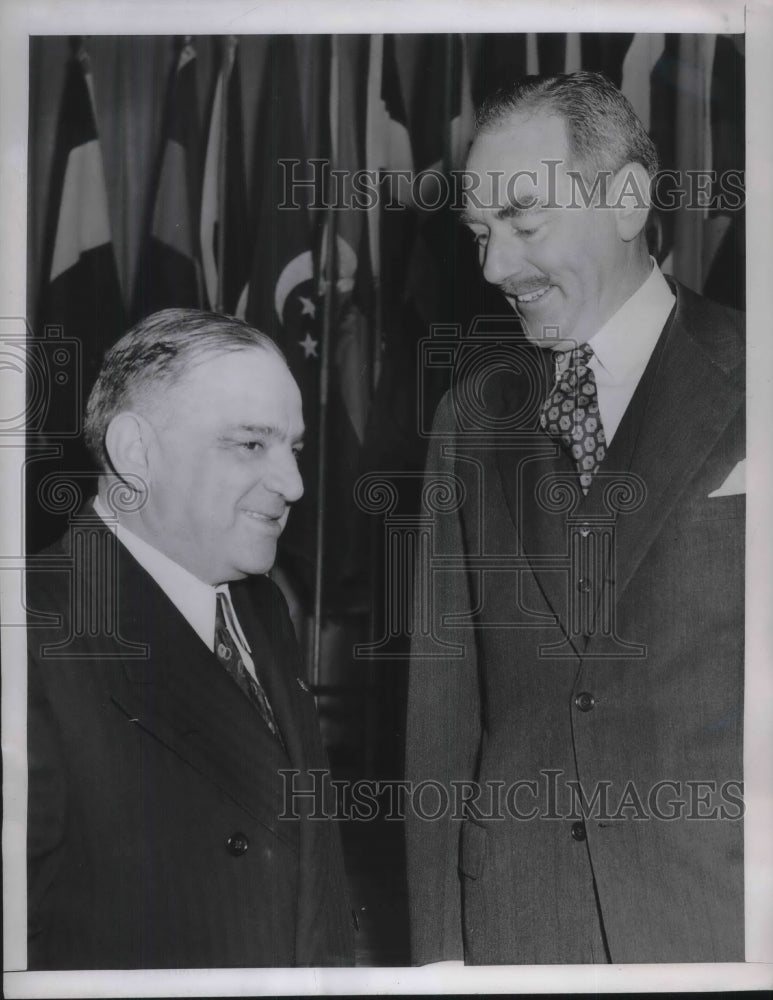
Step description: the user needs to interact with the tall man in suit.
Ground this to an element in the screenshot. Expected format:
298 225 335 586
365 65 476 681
27 309 353 969
406 72 745 964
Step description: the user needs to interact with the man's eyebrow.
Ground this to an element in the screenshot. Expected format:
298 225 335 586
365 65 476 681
229 423 278 437
459 198 546 226
223 423 304 443
495 198 544 221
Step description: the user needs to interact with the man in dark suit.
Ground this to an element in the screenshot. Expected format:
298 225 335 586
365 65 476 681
26 309 353 969
406 72 744 964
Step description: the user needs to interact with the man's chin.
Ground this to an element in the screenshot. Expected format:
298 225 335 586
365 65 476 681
519 321 576 351
235 541 278 579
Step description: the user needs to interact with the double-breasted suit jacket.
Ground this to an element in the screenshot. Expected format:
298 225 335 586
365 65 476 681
406 281 745 964
27 516 353 969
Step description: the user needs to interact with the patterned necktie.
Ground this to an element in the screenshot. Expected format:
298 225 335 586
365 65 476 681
540 344 607 494
214 591 284 746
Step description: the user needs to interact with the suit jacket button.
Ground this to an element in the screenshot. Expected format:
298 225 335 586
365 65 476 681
571 821 587 842
227 832 250 857
575 691 595 712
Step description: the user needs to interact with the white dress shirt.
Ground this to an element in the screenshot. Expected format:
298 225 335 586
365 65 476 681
553 262 676 444
93 497 258 680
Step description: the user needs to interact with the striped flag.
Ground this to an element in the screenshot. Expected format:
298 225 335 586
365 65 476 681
367 34 414 186
200 36 250 314
31 37 125 550
133 36 203 318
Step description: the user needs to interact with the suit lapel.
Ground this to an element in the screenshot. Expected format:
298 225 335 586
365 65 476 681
230 576 306 771
609 289 744 602
232 575 353 966
494 346 586 652
106 539 296 845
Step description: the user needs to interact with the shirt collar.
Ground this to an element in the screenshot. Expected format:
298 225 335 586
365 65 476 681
587 261 675 383
93 495 218 652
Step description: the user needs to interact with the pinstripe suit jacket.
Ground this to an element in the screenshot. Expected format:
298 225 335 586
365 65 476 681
406 281 745 964
26 516 353 969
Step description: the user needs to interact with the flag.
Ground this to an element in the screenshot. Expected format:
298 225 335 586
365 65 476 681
321 35 377 611
580 34 635 87
327 35 374 450
133 36 203 318
404 34 474 330
703 34 745 309
410 33 474 176
245 35 323 601
472 34 528 105
368 33 413 170
31 36 125 551
365 34 418 354
364 34 475 476
200 35 250 314
621 33 666 132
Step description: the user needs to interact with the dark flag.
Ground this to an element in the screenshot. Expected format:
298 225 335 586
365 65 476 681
245 35 323 601
133 36 203 318
322 35 377 611
366 34 416 324
472 34 528 104
364 34 474 474
703 34 745 310
580 34 635 86
30 37 125 551
200 36 250 314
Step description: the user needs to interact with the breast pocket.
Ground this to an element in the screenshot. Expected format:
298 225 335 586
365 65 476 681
680 493 745 522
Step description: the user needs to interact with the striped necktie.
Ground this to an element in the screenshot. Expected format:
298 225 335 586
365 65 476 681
214 590 284 746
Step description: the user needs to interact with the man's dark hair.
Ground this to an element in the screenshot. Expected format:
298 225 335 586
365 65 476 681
84 308 285 470
476 70 659 179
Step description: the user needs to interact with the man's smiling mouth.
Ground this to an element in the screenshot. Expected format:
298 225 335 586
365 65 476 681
242 509 283 525
514 286 551 304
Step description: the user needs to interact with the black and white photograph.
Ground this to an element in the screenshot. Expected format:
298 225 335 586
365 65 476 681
1 1 772 996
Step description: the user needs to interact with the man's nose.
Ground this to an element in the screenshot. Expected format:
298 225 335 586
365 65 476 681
481 229 523 288
267 449 304 504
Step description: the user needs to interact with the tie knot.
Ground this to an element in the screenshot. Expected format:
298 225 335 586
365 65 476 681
569 344 593 368
553 344 593 378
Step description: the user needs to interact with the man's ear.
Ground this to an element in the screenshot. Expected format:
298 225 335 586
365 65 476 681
610 162 651 242
104 412 154 483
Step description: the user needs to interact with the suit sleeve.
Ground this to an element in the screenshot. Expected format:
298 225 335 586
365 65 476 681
404 390 482 964
27 651 69 961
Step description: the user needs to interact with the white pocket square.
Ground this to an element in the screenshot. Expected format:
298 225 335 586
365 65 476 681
708 459 745 497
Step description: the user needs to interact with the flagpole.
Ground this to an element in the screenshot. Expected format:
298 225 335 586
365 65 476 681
312 38 339 686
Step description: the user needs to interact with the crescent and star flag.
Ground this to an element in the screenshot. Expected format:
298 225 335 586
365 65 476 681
133 36 204 318
31 36 125 551
244 35 323 602
200 35 250 314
